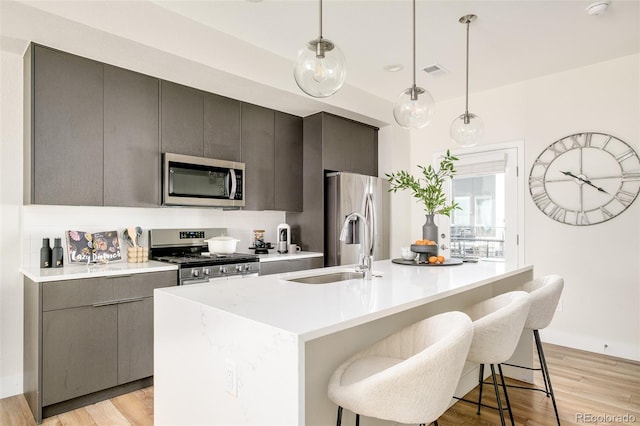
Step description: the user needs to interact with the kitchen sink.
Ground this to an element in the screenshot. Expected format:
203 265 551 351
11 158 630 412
287 271 364 284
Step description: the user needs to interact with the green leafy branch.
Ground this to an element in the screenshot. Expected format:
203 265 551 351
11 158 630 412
385 150 460 217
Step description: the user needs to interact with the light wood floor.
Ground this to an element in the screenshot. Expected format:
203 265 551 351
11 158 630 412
1 344 638 425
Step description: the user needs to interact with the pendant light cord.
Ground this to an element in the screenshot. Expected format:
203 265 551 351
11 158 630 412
465 19 470 116
412 0 416 90
319 0 323 40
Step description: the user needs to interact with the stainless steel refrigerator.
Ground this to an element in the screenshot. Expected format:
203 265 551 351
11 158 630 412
325 172 390 266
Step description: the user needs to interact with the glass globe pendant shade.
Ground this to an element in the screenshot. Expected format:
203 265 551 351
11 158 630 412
293 38 346 98
450 112 484 147
393 86 435 129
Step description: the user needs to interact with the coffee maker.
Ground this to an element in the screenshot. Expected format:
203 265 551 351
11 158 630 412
276 223 291 253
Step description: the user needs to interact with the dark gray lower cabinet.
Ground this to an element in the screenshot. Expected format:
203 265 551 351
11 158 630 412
42 306 118 406
24 271 176 422
117 298 154 384
259 256 324 275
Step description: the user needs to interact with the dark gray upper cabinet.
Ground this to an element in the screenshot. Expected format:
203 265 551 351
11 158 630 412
322 113 378 177
274 112 303 212
241 103 275 210
104 65 160 207
32 45 104 205
348 122 378 177
322 114 352 173
160 80 204 157
204 93 241 161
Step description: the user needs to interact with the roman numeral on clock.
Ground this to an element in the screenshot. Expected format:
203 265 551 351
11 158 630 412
622 171 640 182
616 149 636 162
532 191 552 210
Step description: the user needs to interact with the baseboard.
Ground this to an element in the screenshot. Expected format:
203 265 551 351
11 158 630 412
42 377 153 420
540 329 640 362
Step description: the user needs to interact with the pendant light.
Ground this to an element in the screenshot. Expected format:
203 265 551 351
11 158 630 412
293 0 346 98
450 14 484 147
393 0 435 129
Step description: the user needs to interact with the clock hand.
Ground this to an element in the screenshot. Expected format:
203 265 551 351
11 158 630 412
560 171 609 194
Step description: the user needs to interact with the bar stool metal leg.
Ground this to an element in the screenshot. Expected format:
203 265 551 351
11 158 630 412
535 330 561 425
477 363 485 414
490 364 507 426
497 364 515 426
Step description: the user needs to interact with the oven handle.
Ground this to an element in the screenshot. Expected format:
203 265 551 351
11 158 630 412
180 278 210 286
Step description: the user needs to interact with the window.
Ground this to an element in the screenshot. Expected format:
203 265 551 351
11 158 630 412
438 143 523 266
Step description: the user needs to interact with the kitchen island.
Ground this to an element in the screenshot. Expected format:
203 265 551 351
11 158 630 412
154 260 533 426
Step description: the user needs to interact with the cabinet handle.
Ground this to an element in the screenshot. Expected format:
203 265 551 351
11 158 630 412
106 275 133 279
117 297 145 304
92 297 145 307
92 300 119 307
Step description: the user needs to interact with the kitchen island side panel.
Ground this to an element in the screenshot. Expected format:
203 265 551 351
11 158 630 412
154 290 300 426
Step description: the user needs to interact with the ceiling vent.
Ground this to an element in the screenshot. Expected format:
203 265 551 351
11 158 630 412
422 64 448 76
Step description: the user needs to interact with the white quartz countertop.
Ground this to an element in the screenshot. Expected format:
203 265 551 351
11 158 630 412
156 259 532 341
257 251 323 262
21 260 177 282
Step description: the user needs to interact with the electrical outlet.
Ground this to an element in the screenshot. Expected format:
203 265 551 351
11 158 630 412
224 359 237 397
556 298 563 312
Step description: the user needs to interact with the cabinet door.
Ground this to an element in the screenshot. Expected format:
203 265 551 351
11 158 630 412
349 123 378 177
241 103 275 210
117 298 154 383
104 65 160 206
274 112 303 212
33 45 104 205
160 81 203 157
42 305 118 405
204 93 241 161
322 114 351 173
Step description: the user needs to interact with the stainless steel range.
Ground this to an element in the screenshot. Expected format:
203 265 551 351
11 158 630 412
149 228 260 285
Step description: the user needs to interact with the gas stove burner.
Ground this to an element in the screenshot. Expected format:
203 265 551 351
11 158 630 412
149 228 261 285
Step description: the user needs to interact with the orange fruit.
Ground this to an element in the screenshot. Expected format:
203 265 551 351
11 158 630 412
437 255 445 264
428 241 437 245
428 256 438 264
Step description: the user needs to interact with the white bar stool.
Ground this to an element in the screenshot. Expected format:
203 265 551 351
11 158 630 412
501 274 564 425
328 311 473 426
456 291 532 426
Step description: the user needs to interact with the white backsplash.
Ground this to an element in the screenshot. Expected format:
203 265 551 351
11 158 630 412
22 205 286 267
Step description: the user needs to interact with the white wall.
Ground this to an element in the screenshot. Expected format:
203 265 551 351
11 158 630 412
410 54 640 361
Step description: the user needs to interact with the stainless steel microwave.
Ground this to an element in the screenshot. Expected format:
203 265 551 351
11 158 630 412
162 153 245 207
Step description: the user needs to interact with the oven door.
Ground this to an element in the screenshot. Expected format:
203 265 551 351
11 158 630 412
163 153 245 207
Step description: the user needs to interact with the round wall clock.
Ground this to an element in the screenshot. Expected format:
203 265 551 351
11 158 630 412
529 132 640 225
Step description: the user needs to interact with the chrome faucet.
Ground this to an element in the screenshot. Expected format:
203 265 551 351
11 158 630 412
339 212 373 280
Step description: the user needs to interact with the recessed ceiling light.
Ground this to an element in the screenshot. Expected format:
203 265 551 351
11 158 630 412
384 64 404 72
586 0 610 15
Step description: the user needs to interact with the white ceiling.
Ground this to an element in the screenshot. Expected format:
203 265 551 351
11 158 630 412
151 0 640 103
